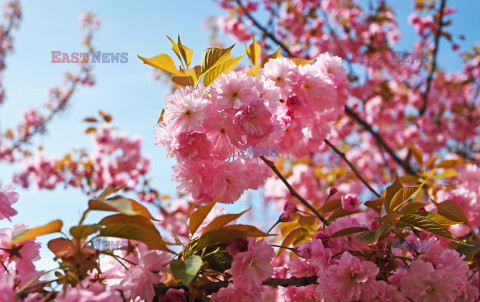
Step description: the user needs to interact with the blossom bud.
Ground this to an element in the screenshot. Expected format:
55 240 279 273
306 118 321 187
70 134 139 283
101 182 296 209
341 194 360 212
329 186 338 196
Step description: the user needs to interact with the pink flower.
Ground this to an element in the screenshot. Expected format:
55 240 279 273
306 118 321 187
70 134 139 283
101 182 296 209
260 58 298 98
162 288 186 302
227 238 249 257
320 252 379 301
0 273 17 302
118 245 171 301
57 280 121 302
400 260 457 302
212 284 261 302
0 185 18 221
211 160 249 204
163 86 207 132
226 238 275 293
171 131 213 162
210 72 258 108
341 194 360 211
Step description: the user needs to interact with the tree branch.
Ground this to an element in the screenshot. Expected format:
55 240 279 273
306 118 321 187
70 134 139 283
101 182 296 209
233 0 292 56
260 155 329 226
419 0 447 115
344 106 418 176
324 139 381 197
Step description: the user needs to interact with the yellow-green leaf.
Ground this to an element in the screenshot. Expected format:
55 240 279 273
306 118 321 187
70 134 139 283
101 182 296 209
329 227 369 239
356 231 376 243
245 37 261 65
321 198 342 213
407 142 423 166
434 168 457 179
177 36 193 67
170 255 202 285
189 201 217 235
203 54 245 87
396 214 458 242
399 202 425 215
327 208 361 222
365 191 385 213
200 45 235 74
278 227 306 256
437 200 468 223
261 46 283 66
11 220 63 245
99 214 169 251
88 196 157 220
138 54 178 75
388 185 422 213
167 35 183 63
201 208 250 234
383 177 403 212
197 224 273 248
434 159 466 169
374 223 391 242
290 58 314 66
70 225 101 240
298 215 317 231
413 211 462 225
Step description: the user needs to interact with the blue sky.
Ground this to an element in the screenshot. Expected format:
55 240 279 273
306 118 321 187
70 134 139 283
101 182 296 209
0 0 479 270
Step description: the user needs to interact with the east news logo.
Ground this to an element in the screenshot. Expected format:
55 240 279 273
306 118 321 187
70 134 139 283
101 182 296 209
51 51 128 63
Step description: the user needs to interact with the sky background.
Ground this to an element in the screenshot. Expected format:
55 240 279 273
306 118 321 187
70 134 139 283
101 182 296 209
0 0 478 270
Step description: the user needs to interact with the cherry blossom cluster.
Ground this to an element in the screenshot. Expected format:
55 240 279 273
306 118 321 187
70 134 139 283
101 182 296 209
12 122 151 196
155 54 348 204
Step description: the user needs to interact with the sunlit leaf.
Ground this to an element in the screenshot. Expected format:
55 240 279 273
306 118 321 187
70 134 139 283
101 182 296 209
327 208 360 222
201 208 249 234
177 36 193 67
261 46 282 66
200 45 235 74
138 54 179 75
412 211 462 225
407 142 423 166
11 220 63 245
329 227 369 239
89 196 156 220
70 225 101 240
434 158 467 169
383 177 403 213
245 37 261 65
290 58 314 66
278 227 306 256
197 224 273 248
189 201 217 235
396 214 459 242
203 54 245 87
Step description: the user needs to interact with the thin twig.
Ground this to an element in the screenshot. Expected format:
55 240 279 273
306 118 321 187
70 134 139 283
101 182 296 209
234 0 292 56
259 156 329 225
324 139 381 198
344 106 418 176
419 0 447 115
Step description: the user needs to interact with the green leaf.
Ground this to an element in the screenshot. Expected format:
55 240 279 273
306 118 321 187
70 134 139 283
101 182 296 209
457 238 480 262
329 227 369 239
374 223 391 242
200 45 235 74
88 196 157 220
138 54 179 75
396 214 458 242
437 200 468 223
201 208 249 234
356 231 376 243
11 220 63 245
203 55 245 87
412 211 461 225
197 224 273 248
189 201 217 235
170 255 203 285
